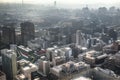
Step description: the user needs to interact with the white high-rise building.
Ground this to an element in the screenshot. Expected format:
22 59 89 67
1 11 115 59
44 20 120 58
1 49 17 80
76 30 81 45
76 30 87 47
39 60 50 75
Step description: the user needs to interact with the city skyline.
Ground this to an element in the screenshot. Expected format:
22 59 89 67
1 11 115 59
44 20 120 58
0 0 120 80
0 0 120 5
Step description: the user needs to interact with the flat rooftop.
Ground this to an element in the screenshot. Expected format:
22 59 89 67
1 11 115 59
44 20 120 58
72 76 92 80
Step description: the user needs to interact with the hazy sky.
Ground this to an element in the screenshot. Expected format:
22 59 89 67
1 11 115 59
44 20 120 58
0 0 120 5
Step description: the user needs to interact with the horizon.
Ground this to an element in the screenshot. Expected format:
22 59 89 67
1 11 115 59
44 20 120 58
0 0 120 4
0 0 120 5
0 2 120 9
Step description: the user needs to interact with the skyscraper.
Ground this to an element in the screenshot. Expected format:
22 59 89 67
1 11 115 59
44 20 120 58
1 26 16 45
76 30 83 46
1 49 17 80
39 60 50 75
21 22 35 46
76 30 87 47
0 28 2 46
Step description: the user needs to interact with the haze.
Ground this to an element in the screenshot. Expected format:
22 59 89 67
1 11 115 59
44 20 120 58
0 0 120 5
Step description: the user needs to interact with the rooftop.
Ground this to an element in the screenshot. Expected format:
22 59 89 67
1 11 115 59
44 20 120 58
72 76 92 80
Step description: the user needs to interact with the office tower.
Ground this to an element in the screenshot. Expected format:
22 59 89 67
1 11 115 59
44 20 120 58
16 29 21 45
39 60 50 75
46 48 55 62
98 7 107 15
1 26 16 45
61 35 67 45
21 22 35 46
43 61 50 75
0 29 2 46
1 49 17 80
76 30 87 47
0 71 6 80
76 30 83 46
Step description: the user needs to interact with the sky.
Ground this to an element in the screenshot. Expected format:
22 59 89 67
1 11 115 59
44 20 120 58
0 0 120 5
0 0 120 8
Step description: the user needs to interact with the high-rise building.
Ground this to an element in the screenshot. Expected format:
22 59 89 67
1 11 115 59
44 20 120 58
0 25 3 49
1 26 16 45
21 22 35 46
1 49 17 80
39 59 50 75
71 33 76 43
76 30 83 45
76 30 87 47
0 29 2 46
0 71 6 80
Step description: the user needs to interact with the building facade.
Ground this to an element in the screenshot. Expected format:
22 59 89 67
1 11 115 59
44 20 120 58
21 22 35 46
1 49 17 80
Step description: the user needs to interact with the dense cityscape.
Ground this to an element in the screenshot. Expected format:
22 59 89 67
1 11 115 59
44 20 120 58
0 1 120 80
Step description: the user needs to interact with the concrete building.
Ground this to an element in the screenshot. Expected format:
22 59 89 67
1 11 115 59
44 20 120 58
72 76 92 80
1 49 17 80
15 74 27 80
71 67 120 80
50 61 90 79
38 59 50 76
1 26 16 45
18 59 38 80
0 29 2 46
46 47 71 66
91 67 120 80
27 37 49 50
21 22 35 46
83 50 107 65
15 28 21 45
76 30 82 46
76 30 87 47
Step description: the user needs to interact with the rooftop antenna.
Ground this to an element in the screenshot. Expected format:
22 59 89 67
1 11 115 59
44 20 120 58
22 0 24 6
54 1 56 7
